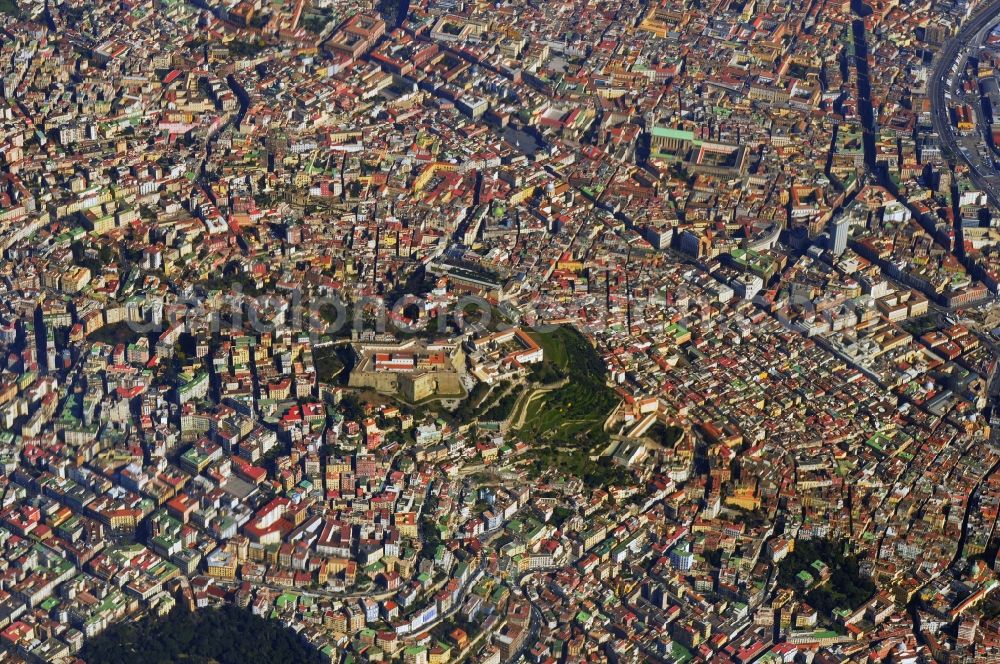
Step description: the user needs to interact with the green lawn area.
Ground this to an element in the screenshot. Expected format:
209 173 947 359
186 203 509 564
519 326 626 488
521 327 617 437
529 328 569 372
672 642 694 664
522 392 549 423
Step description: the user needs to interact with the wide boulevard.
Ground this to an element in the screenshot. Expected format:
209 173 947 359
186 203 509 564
929 0 1000 205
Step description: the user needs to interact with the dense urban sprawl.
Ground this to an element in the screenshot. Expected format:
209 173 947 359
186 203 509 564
0 0 998 662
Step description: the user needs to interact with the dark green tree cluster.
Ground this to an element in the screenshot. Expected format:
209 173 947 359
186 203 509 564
87 322 141 347
524 327 618 437
648 423 684 447
520 327 625 487
197 262 261 295
228 40 266 58
377 0 410 26
340 393 365 422
777 538 875 614
301 14 327 34
451 381 491 421
313 346 345 384
530 443 628 489
71 241 117 275
80 604 324 664
481 386 522 421
528 360 565 384
0 0 24 19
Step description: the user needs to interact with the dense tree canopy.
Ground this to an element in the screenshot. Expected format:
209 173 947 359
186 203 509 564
81 604 325 664
777 538 875 614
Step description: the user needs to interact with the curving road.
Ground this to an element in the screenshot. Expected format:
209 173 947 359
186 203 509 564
929 0 1000 207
